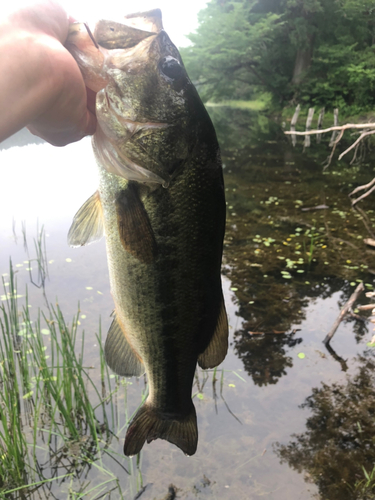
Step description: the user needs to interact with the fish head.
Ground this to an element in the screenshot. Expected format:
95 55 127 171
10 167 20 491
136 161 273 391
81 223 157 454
94 28 207 187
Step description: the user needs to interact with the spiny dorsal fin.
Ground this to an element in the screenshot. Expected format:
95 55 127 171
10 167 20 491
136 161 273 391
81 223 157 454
124 401 197 456
198 296 228 369
116 185 157 264
68 191 104 247
104 313 145 377
123 9 163 34
94 20 155 49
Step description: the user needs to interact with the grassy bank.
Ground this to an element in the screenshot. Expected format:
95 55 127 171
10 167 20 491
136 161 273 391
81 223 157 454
0 230 146 498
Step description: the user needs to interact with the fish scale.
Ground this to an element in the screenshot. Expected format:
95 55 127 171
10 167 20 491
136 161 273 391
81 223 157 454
66 10 228 456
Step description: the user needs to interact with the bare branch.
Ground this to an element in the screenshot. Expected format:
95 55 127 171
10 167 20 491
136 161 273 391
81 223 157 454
338 130 375 160
351 182 375 206
284 122 375 136
349 176 375 197
323 283 364 346
323 128 345 170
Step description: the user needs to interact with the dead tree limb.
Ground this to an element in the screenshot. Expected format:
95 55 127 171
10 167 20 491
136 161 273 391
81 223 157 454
357 304 375 311
350 177 375 197
285 123 375 136
286 119 375 173
324 128 345 170
338 130 375 160
323 282 364 345
350 181 375 206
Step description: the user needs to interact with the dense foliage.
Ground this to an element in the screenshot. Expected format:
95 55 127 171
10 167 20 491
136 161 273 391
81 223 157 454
180 0 375 111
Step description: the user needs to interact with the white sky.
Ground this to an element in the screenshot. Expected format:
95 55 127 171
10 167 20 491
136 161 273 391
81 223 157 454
0 0 209 228
59 0 207 48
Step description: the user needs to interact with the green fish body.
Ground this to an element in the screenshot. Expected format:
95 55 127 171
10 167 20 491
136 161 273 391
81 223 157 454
67 10 228 456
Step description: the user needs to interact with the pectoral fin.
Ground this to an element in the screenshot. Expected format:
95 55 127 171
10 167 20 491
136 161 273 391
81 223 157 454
105 313 145 377
68 191 104 247
198 296 228 369
116 185 157 264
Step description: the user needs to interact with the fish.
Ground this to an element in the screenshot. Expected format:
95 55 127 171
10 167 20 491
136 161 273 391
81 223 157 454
65 10 228 457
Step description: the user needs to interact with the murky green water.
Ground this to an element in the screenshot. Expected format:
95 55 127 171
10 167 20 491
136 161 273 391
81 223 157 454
0 110 374 499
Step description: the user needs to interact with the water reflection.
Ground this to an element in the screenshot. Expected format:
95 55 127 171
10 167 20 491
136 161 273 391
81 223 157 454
209 106 375 388
1 112 375 498
275 351 375 500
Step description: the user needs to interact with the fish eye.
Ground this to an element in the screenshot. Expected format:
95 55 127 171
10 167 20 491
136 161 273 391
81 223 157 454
160 56 184 80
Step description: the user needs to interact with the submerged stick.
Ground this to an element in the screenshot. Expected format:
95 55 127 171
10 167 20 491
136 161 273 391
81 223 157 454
323 282 364 345
324 343 348 372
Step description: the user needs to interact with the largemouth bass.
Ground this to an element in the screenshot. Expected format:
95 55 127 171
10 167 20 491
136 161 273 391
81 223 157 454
66 10 228 456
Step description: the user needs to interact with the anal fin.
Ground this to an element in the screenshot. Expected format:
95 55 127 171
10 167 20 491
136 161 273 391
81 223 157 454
68 191 104 247
198 295 228 369
116 184 157 264
104 313 145 377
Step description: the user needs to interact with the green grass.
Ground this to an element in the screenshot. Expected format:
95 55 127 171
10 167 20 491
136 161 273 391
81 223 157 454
0 231 144 499
347 464 375 499
206 93 272 111
0 227 233 499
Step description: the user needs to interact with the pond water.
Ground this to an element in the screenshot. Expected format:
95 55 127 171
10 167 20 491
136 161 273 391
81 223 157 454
0 110 375 500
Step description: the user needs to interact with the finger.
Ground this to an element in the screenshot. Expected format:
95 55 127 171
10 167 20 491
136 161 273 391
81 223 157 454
86 87 97 116
83 110 97 137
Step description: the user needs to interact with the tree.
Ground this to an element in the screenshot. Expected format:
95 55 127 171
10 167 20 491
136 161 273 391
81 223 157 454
181 0 375 111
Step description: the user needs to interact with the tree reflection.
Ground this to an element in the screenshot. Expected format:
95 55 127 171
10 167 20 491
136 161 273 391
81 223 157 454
275 351 375 500
213 107 373 387
234 329 302 386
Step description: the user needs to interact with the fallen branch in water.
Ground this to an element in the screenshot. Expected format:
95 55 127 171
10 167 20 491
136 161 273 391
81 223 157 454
284 123 375 136
349 179 375 206
364 238 375 248
323 282 364 345
324 343 349 372
357 303 375 311
285 121 375 172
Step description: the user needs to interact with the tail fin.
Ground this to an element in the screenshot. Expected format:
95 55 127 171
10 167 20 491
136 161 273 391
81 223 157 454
124 401 198 456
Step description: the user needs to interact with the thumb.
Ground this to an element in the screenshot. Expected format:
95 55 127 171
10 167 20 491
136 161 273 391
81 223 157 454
83 109 97 137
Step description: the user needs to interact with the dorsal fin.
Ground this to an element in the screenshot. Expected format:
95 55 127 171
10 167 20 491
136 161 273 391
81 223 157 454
94 20 155 49
116 185 157 264
68 191 104 247
123 9 163 33
198 296 228 369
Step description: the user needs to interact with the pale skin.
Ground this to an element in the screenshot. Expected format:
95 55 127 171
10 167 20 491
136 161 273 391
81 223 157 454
0 1 97 147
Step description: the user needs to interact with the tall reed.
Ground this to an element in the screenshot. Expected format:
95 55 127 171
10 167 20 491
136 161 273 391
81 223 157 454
0 253 136 498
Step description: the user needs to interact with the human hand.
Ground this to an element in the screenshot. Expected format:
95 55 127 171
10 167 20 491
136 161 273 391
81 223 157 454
0 1 97 146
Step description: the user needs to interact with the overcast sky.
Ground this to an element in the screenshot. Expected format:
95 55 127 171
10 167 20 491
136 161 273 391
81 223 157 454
59 0 208 48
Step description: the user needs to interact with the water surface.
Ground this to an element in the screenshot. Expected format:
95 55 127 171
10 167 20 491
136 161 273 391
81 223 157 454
0 114 374 499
